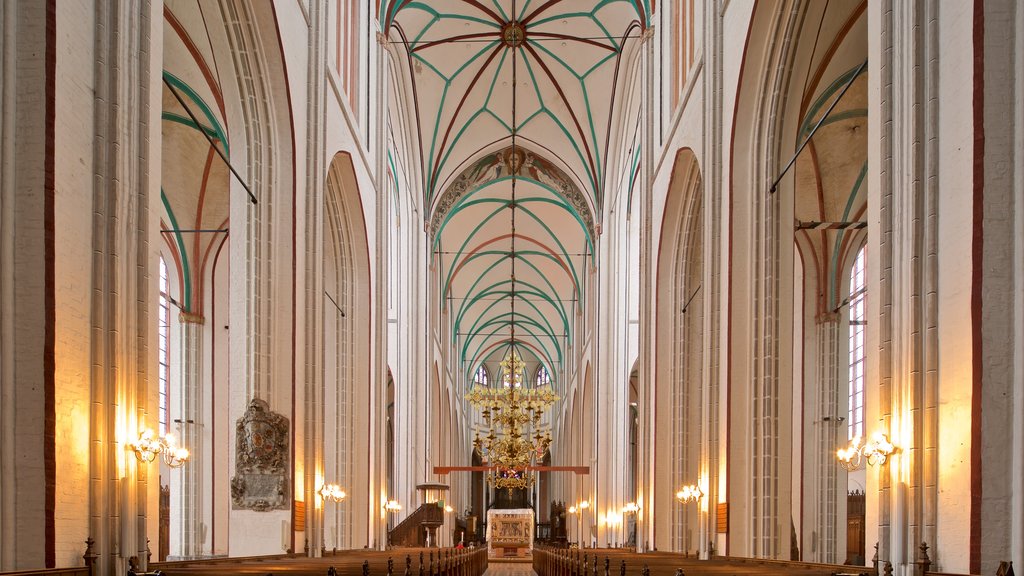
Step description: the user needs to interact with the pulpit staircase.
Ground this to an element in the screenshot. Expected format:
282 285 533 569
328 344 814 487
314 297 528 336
389 503 444 547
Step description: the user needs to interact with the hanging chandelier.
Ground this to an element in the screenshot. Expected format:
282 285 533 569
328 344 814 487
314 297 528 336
466 350 557 490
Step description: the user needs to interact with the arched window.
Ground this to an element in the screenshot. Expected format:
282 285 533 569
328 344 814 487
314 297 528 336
473 365 489 388
535 365 552 387
848 246 867 440
158 256 170 435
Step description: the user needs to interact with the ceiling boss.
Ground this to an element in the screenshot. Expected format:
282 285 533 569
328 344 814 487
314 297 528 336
467 350 557 491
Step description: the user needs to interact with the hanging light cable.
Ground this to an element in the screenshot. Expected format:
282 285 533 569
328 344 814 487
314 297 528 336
464 3 556 492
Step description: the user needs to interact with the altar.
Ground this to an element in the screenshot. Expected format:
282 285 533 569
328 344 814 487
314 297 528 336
486 509 533 561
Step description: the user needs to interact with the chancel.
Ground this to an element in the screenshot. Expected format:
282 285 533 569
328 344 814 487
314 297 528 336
1 2 1023 576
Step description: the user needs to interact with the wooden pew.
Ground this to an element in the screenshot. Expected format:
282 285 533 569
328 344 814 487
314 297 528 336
145 547 486 576
533 546 870 576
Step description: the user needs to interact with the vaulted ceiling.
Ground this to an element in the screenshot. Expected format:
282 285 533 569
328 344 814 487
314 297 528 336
383 0 648 384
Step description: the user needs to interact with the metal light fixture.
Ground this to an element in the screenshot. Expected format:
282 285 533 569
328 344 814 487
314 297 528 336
675 484 703 503
319 484 347 503
622 502 640 514
467 350 557 491
130 428 189 468
384 500 402 512
837 432 897 470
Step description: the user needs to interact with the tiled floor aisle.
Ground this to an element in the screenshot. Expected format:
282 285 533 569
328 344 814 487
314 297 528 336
483 562 538 576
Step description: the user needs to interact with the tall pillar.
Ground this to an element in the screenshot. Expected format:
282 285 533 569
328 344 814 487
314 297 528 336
301 0 327 557
172 313 204 559
813 316 842 563
88 1 158 574
0 2 51 569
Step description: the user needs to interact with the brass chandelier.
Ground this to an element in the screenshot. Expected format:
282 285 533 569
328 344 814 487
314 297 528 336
467 350 557 490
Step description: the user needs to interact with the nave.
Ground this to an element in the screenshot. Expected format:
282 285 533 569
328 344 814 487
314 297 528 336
1 0 1023 575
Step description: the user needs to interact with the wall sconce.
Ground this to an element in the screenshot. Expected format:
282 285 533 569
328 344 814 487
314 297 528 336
444 505 454 513
675 484 703 503
129 429 189 468
622 502 640 514
837 432 898 470
603 511 622 527
384 500 402 512
319 483 347 503
567 500 588 515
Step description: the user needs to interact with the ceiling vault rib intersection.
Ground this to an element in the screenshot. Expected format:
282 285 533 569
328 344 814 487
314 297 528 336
385 0 646 386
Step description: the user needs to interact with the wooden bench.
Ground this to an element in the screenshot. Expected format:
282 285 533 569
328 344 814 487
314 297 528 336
146 547 486 576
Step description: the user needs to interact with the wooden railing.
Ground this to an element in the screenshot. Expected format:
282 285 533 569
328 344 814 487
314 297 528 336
389 504 445 548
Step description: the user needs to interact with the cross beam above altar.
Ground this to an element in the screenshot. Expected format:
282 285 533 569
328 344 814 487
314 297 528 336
433 465 589 475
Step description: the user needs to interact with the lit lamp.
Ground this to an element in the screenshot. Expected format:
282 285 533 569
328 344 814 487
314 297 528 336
622 502 640 514
384 500 402 512
130 428 189 468
319 484 347 503
837 432 897 471
675 484 703 504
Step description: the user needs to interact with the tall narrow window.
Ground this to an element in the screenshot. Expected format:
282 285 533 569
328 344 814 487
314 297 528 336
535 365 551 388
473 365 489 388
848 247 867 440
158 256 170 435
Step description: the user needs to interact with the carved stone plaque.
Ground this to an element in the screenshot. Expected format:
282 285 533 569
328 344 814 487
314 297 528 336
231 398 289 510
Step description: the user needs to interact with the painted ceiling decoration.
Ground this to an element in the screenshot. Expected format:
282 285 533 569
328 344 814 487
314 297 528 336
429 144 596 245
384 1 649 384
384 0 648 210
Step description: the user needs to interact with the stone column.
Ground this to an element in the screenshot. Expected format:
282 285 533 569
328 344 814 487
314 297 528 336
813 315 842 563
173 313 204 559
88 1 158 574
301 0 327 557
0 2 51 568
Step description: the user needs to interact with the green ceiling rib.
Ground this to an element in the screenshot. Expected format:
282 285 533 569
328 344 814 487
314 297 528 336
464 340 557 388
423 39 502 196
464 331 557 378
454 282 569 348
162 71 229 155
410 11 440 44
520 56 598 195
454 279 569 337
515 204 582 294
828 161 868 311
510 250 578 315
516 0 534 21
491 0 508 21
526 40 606 186
443 249 513 299
464 313 561 362
460 295 554 347
432 181 595 271
161 113 218 138
484 47 511 106
448 261 570 345
160 189 191 313
463 313 560 360
431 195 507 257
445 194 592 259
799 62 868 138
